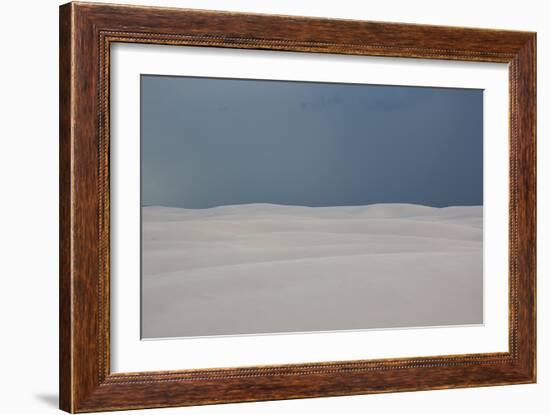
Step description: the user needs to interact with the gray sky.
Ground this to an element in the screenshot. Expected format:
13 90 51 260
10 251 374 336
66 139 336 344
141 75 482 208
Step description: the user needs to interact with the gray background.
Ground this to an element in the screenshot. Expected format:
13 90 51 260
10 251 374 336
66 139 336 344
141 75 483 208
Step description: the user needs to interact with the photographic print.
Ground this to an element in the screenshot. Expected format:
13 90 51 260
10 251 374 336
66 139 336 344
60 4 537 410
140 75 483 339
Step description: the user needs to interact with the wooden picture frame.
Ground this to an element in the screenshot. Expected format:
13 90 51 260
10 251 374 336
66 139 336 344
59 2 536 412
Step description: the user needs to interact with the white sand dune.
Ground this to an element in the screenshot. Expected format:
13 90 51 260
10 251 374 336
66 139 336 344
141 203 483 338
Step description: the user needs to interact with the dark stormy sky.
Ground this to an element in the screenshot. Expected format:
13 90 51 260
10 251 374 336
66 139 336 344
141 75 483 209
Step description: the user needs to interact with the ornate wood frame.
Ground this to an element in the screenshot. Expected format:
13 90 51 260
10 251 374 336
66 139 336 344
59 2 536 412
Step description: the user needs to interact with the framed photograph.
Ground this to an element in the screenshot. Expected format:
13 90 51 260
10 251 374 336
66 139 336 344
59 2 536 412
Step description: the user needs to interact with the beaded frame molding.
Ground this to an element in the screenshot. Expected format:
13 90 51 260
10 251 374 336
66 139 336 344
59 2 536 412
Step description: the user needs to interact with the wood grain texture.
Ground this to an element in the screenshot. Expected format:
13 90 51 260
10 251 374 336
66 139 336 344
59 3 73 411
59 2 536 412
